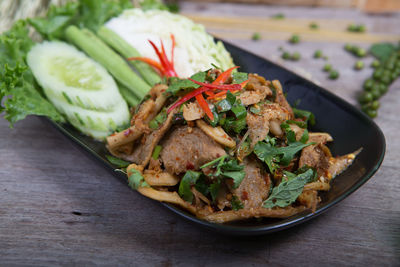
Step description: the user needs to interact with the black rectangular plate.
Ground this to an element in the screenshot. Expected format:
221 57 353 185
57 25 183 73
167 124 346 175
46 40 386 236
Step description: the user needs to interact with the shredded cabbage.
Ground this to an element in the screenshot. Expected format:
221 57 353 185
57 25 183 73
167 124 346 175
105 8 234 78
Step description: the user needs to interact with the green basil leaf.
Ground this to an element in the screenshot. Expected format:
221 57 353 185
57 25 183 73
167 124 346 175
167 71 206 95
178 171 201 203
232 72 248 84
263 169 314 208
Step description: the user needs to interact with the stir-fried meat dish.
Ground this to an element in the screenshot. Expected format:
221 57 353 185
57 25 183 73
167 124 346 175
106 68 359 223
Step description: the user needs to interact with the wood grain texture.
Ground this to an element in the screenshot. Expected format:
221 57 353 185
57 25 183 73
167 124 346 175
0 3 399 266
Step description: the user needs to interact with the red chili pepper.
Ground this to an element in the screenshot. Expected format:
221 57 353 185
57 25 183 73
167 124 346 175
187 79 241 91
167 86 211 113
147 38 178 78
213 66 239 84
195 94 214 120
127 57 165 76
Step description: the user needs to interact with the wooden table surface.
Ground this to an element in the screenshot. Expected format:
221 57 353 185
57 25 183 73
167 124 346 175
1 3 399 266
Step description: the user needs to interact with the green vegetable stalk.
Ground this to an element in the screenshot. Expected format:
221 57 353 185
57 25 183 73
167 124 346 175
97 26 161 86
65 25 151 100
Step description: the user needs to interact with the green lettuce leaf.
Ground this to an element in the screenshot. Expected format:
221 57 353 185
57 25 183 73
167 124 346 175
0 21 64 126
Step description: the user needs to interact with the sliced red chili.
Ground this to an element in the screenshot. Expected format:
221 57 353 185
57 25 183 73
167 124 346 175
167 86 211 113
187 79 241 91
213 66 239 84
195 94 214 120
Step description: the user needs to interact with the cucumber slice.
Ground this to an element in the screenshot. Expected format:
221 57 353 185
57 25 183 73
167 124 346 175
27 41 130 139
50 97 129 138
27 41 124 111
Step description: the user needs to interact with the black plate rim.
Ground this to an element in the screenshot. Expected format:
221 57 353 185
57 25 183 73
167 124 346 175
43 39 386 236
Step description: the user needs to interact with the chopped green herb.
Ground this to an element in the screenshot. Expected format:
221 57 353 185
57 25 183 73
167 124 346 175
232 72 248 84
209 181 221 202
254 128 314 173
149 108 167 129
201 156 245 189
250 106 261 114
178 171 201 203
263 169 314 208
105 155 130 168
231 196 244 210
152 145 162 160
128 169 149 190
293 108 316 126
167 71 206 95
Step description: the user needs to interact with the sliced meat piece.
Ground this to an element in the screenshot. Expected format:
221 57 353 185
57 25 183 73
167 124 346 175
160 126 226 174
215 182 232 211
239 73 273 106
197 206 307 223
299 132 335 177
299 143 331 177
297 190 319 212
232 157 271 209
247 103 290 147
246 112 269 148
196 120 236 148
183 102 204 121
328 148 361 180
125 110 175 167
272 80 294 119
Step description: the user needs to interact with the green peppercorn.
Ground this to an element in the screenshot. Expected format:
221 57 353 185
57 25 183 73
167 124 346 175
390 71 398 81
358 24 366 33
344 43 353 52
354 60 364 70
371 60 380 68
323 56 329 60
366 109 377 118
314 50 322 58
329 70 339 80
371 87 381 100
323 63 332 72
291 52 301 61
370 100 380 110
359 92 373 103
309 22 319 30
278 46 284 51
347 24 357 32
361 104 370 113
356 48 367 57
385 61 395 70
378 83 388 95
373 68 383 80
363 79 374 91
282 51 291 60
381 74 391 85
289 34 300 44
252 32 261 41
